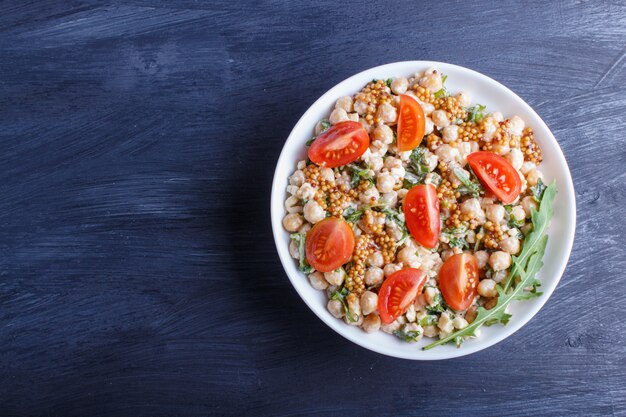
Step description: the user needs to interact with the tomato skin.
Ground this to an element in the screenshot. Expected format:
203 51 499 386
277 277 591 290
378 268 427 324
467 151 522 204
439 253 479 311
308 121 370 168
305 217 355 272
397 95 426 152
403 184 441 248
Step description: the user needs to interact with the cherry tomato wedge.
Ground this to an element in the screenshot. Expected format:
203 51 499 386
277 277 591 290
403 184 440 248
467 151 522 204
308 121 370 168
439 253 479 311
305 217 355 272
397 94 426 152
378 268 427 324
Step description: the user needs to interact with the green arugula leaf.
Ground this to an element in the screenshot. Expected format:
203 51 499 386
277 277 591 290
423 181 557 350
502 181 556 292
466 104 486 123
290 233 313 273
514 291 543 300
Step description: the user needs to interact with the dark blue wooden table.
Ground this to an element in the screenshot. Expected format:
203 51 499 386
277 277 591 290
1 1 625 416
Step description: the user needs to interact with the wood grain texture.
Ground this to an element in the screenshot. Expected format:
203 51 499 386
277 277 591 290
0 0 625 416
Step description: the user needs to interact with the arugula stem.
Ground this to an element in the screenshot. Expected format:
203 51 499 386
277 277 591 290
422 181 556 351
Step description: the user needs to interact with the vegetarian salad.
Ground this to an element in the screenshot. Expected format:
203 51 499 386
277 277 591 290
282 68 556 349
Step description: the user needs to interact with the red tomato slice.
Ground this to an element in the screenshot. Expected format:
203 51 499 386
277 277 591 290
439 253 479 311
467 151 522 204
308 121 370 168
397 94 425 152
378 268 427 324
305 217 355 272
403 184 440 248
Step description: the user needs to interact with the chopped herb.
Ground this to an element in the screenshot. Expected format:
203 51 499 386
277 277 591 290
406 147 430 184
425 172 442 187
306 119 331 146
453 167 482 197
448 236 469 249
425 293 446 314
344 202 389 224
419 315 438 327
434 73 449 98
385 78 393 88
290 233 313 274
423 181 557 350
393 325 421 343
441 225 469 249
330 287 357 322
403 177 416 189
380 207 405 227
514 288 543 300
466 104 486 123
344 207 365 223
504 205 525 228
403 172 420 189
320 119 331 132
380 207 409 245
511 228 524 239
530 178 547 202
346 163 375 188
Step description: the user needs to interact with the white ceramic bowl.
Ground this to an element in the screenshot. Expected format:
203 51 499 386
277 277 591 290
271 61 576 360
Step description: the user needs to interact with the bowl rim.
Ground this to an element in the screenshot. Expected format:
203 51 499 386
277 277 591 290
270 60 576 360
